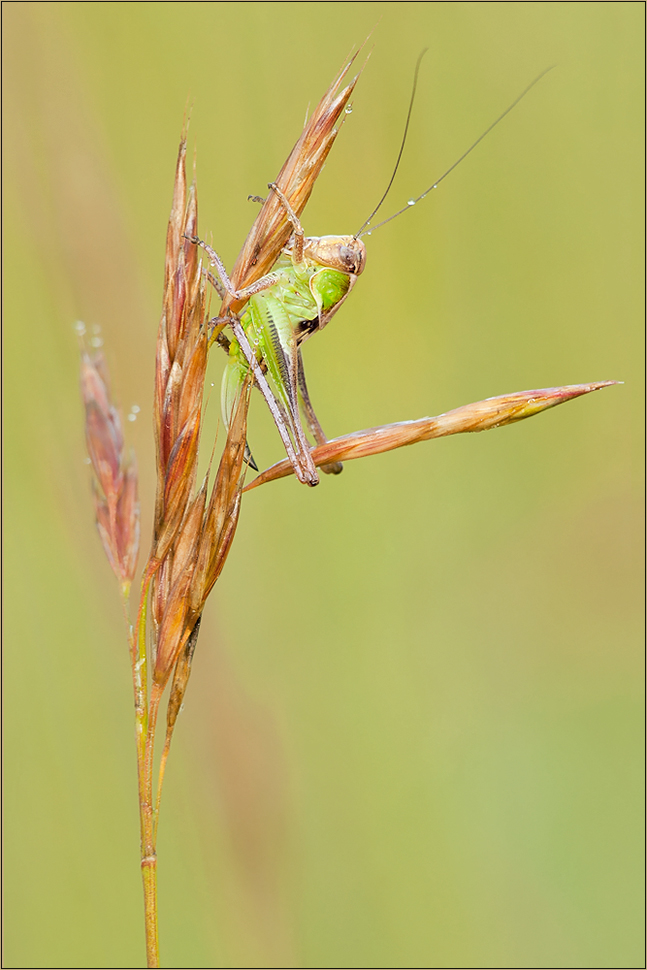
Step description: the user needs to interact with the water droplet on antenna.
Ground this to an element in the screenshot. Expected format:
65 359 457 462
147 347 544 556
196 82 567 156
407 199 416 207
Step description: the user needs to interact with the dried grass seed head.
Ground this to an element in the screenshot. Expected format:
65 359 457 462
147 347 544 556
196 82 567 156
81 349 140 592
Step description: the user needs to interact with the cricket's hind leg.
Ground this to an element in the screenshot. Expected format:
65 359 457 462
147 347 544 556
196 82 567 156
297 349 343 476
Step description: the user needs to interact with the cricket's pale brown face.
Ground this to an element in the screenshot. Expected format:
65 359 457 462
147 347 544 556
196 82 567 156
303 235 367 276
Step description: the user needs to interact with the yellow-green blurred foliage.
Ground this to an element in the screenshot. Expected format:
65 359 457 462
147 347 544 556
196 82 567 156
4 3 643 967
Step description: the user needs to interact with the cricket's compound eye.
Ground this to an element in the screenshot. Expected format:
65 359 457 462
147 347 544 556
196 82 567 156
339 239 367 276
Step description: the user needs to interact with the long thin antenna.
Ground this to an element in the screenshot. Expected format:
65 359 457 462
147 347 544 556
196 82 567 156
357 65 554 239
354 49 428 239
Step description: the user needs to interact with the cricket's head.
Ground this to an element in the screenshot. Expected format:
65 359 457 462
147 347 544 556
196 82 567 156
303 235 367 277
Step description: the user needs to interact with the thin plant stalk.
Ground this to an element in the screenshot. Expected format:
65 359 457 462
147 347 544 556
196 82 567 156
131 572 158 966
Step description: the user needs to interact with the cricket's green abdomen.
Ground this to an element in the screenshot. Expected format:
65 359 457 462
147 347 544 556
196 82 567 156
245 291 296 410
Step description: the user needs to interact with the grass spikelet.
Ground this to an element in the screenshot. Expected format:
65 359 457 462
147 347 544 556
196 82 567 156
154 399 202 564
153 141 206 551
189 381 250 616
245 382 619 489
81 349 140 596
152 565 195 689
152 475 207 689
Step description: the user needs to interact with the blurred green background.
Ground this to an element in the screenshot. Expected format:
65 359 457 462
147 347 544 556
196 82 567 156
4 3 643 968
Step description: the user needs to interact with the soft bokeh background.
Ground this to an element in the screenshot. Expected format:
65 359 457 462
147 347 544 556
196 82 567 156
4 3 643 968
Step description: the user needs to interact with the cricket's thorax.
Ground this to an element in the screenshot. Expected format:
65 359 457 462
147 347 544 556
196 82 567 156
242 248 357 344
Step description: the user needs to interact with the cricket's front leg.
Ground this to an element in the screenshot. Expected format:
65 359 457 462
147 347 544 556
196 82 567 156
187 235 281 302
267 183 305 266
297 350 343 476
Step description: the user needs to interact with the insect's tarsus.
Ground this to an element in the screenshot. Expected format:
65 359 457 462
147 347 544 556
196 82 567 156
357 64 555 239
